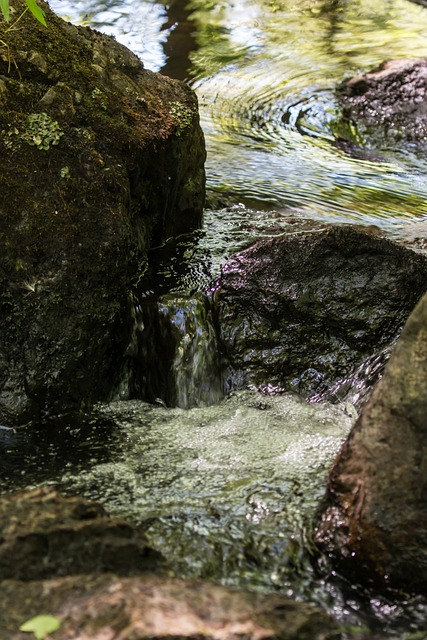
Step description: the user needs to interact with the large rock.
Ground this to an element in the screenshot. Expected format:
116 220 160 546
0 0 205 425
0 487 163 580
214 225 427 398
0 574 341 640
336 58 427 148
315 290 427 592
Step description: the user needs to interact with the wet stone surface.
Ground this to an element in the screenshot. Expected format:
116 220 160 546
336 58 427 150
214 225 427 399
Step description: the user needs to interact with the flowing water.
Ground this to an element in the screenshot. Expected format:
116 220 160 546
7 0 427 636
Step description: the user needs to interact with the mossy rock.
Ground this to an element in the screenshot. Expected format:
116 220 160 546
0 0 206 425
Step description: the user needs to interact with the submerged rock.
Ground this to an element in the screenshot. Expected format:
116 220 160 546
0 0 205 425
0 574 341 640
214 225 427 399
315 290 427 593
335 58 427 148
0 487 163 580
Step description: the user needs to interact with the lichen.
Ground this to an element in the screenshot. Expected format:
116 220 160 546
2 112 64 150
169 101 195 136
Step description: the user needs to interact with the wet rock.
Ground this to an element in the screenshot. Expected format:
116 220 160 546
214 225 427 399
315 290 427 593
0 0 205 425
335 58 427 148
0 573 341 640
0 487 163 580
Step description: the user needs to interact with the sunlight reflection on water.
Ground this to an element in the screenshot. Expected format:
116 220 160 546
50 0 427 231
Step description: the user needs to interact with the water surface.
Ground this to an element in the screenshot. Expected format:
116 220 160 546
51 0 427 236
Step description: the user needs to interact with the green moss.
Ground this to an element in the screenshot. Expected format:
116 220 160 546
91 87 108 110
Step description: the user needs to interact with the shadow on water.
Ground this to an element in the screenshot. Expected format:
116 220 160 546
0 414 120 489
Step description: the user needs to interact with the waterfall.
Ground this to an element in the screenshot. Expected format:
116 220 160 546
134 293 223 409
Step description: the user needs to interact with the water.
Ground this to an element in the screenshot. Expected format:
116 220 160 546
132 293 222 408
11 0 427 636
1 392 356 609
50 0 427 239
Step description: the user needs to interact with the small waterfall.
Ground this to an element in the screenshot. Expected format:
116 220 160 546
134 293 223 409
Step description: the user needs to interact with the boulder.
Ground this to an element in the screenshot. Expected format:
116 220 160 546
315 289 427 592
0 0 205 425
0 487 163 580
335 58 427 148
213 225 427 399
0 574 341 640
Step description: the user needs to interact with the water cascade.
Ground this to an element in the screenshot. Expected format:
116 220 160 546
133 293 223 409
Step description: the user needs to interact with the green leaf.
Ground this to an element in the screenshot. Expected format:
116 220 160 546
19 614 61 639
0 0 10 22
24 0 46 26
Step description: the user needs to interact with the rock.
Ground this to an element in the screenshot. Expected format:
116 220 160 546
0 574 341 640
315 290 427 593
0 0 205 425
335 58 427 147
0 487 163 580
214 225 427 399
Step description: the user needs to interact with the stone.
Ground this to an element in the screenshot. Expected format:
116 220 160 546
335 58 427 147
213 225 427 400
0 0 205 425
315 290 427 592
0 574 341 639
0 487 163 580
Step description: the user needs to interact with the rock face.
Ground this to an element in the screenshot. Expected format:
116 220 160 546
0 0 205 425
336 58 427 147
315 290 427 593
214 225 427 398
0 487 163 580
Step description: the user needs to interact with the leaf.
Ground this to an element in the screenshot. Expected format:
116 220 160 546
24 0 46 26
19 614 62 639
0 0 10 22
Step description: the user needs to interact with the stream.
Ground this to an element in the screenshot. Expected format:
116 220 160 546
6 0 427 637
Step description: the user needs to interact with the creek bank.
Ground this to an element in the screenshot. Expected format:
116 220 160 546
213 225 427 401
334 58 427 150
0 487 342 640
0 0 205 426
315 289 427 593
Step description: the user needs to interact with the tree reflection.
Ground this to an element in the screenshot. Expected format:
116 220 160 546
160 0 198 80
